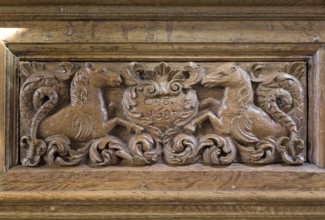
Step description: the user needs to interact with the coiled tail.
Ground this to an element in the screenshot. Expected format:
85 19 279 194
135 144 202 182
19 62 76 166
254 73 305 164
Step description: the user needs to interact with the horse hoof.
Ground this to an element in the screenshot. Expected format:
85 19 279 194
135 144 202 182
184 123 196 133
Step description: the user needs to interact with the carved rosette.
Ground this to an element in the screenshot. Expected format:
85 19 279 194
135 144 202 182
19 61 307 167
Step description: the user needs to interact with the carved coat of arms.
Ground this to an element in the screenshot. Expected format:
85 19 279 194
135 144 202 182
19 61 306 167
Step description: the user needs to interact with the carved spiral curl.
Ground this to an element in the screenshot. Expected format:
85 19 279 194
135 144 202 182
20 62 77 166
89 135 133 166
261 88 297 135
129 133 162 164
20 87 59 166
20 135 47 166
44 134 89 166
31 87 58 137
167 81 183 95
89 133 161 166
20 62 75 126
163 134 200 165
255 73 304 134
276 136 304 165
142 81 160 97
236 137 277 164
199 135 236 165
164 133 236 165
254 73 305 164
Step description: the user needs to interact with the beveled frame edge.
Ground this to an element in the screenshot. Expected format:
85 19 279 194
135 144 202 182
0 43 19 172
1 42 325 169
1 43 325 219
4 42 325 166
308 46 325 168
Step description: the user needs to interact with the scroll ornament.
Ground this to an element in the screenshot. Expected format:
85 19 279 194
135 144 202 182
19 61 306 166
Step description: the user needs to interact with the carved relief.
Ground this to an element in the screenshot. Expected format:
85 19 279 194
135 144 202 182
19 61 306 166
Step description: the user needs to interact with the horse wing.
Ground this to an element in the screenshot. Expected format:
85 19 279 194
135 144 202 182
231 114 259 144
72 113 94 140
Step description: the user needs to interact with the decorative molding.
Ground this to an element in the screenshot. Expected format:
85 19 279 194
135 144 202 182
0 2 325 21
1 190 325 219
19 61 306 166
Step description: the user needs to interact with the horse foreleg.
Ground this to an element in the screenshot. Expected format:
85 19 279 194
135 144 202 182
104 117 144 134
185 111 224 133
199 97 221 113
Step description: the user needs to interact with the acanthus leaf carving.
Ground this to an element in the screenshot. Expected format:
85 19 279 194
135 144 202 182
19 61 307 167
89 135 133 166
200 135 236 165
44 134 89 166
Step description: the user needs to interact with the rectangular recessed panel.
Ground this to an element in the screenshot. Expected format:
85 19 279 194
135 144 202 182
19 61 307 166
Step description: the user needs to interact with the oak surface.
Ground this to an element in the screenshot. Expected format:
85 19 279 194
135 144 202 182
0 1 325 219
309 46 325 168
0 1 325 21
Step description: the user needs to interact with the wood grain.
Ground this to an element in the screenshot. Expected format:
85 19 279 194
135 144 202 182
0 0 325 21
9 43 321 61
0 5 325 21
0 43 19 172
309 46 325 168
0 1 325 218
1 164 324 191
1 21 325 44
1 0 325 6
0 190 325 219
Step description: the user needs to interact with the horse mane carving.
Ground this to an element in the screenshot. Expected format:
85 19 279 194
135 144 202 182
70 67 89 106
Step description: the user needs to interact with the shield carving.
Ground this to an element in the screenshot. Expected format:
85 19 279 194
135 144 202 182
122 62 204 134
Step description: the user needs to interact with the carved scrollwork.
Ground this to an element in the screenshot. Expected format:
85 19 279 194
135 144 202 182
199 135 236 165
44 134 89 166
88 135 133 166
19 61 306 167
163 133 236 165
163 133 200 165
236 137 276 164
128 133 162 164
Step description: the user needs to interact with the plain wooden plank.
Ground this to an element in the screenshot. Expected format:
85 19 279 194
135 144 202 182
1 164 324 191
1 0 325 6
1 21 325 44
0 5 325 21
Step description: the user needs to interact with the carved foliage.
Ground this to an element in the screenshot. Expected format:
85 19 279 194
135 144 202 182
19 61 306 167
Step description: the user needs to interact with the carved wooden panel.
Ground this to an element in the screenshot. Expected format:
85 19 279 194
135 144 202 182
19 61 307 167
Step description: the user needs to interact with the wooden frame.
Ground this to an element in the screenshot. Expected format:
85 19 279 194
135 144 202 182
1 1 325 219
